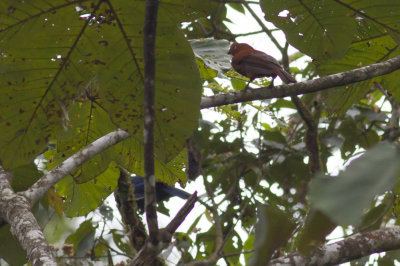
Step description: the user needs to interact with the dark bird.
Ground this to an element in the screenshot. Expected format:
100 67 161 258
131 176 191 212
228 42 296 89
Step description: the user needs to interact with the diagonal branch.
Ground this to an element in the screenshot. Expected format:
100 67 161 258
130 193 198 265
164 192 198 234
21 129 130 204
270 226 400 265
200 55 400 109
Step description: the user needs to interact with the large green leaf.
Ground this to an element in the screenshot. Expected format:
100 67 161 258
11 163 42 192
296 210 336 254
45 100 187 185
65 219 97 255
55 162 119 217
44 101 120 184
109 137 188 185
249 204 296 265
315 34 400 116
340 0 400 43
0 225 27 266
0 0 84 169
310 6 400 115
96 1 202 162
309 141 400 225
0 0 202 170
261 0 357 59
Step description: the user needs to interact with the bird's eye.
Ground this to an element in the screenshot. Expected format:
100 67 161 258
233 45 238 50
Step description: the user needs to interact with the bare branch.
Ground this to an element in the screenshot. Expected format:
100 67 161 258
143 0 160 245
165 192 198 234
21 129 130 205
200 55 400 109
130 193 198 265
0 166 56 265
270 227 400 265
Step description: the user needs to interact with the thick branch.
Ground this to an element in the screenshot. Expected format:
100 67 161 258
200 55 400 109
270 227 400 265
22 129 130 204
0 166 56 265
143 0 160 245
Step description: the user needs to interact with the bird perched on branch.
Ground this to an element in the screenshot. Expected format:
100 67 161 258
131 176 191 212
228 42 296 89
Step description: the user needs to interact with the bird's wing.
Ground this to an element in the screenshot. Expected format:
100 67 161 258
131 176 190 201
131 177 145 200
242 52 281 70
234 52 282 78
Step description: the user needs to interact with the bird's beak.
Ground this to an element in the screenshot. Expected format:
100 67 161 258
227 51 231 55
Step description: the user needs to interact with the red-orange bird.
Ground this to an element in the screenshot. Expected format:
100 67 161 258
228 42 296 89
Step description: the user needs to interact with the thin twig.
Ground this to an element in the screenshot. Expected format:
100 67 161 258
240 0 283 51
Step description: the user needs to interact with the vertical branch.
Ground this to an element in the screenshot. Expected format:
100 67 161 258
132 1 198 263
143 0 160 244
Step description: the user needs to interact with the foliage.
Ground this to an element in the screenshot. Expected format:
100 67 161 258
1 0 400 265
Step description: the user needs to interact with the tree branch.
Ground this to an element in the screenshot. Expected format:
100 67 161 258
143 0 160 245
130 193 198 265
0 166 56 265
270 227 400 265
21 129 130 205
200 55 400 109
164 192 198 234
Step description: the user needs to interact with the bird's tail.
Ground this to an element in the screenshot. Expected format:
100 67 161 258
278 69 296 84
166 187 191 199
